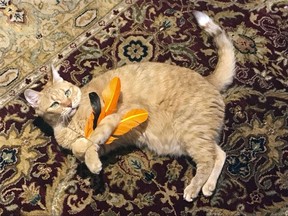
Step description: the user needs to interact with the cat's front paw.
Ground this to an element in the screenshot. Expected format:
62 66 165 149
93 136 105 146
85 144 102 174
71 137 90 161
86 158 102 174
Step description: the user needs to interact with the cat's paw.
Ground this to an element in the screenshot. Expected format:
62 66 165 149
84 145 102 174
71 137 90 161
183 183 201 202
93 137 105 146
86 159 102 174
202 181 216 197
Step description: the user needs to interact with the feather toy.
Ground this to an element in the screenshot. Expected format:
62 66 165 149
97 77 121 124
105 109 148 144
84 92 101 137
84 77 148 144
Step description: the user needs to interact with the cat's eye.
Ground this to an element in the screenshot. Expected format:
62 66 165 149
65 89 71 97
50 101 59 108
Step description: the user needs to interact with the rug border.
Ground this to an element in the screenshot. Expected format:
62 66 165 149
0 0 139 109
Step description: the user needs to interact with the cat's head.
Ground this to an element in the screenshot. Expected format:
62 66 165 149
24 65 82 126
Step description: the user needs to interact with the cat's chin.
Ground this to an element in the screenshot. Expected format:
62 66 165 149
69 107 78 117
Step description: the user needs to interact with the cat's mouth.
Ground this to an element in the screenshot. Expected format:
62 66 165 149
69 106 79 116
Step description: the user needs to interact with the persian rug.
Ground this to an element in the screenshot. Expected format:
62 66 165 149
1 0 288 215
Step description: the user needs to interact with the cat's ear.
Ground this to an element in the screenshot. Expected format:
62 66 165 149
51 64 63 83
24 89 41 108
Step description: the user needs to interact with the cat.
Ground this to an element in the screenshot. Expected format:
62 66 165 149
24 11 235 202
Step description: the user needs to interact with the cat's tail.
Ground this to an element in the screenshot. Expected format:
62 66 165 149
193 11 235 91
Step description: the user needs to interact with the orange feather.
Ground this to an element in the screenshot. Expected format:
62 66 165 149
105 109 148 144
97 77 121 124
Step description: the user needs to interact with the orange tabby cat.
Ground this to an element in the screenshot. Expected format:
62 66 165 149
24 11 235 202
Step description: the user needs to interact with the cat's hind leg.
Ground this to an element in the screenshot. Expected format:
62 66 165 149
202 144 226 197
183 138 216 202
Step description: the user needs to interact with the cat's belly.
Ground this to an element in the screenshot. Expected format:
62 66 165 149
138 131 185 157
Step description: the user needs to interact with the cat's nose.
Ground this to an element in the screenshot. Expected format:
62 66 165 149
62 99 72 108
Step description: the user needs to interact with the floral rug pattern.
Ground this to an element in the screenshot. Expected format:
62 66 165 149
1 0 288 215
